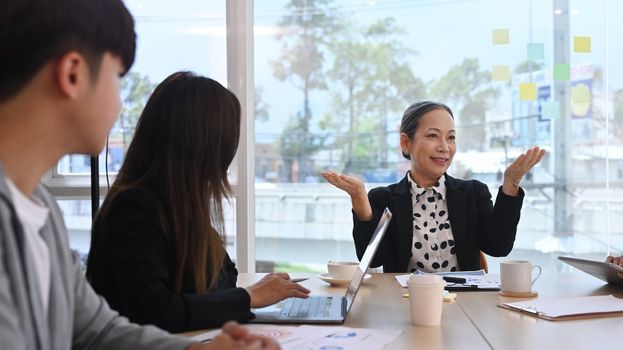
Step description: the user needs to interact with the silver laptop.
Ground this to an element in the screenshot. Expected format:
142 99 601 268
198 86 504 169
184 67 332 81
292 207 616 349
251 207 392 324
558 256 623 286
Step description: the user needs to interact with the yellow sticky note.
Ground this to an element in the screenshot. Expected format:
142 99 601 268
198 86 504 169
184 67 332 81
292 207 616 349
492 29 509 45
571 83 591 117
519 83 537 100
574 36 591 53
492 65 510 82
572 84 590 103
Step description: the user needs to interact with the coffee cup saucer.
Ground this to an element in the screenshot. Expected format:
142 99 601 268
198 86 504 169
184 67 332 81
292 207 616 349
318 273 371 286
498 290 538 298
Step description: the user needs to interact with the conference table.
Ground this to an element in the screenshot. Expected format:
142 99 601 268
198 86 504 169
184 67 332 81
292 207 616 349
187 272 623 349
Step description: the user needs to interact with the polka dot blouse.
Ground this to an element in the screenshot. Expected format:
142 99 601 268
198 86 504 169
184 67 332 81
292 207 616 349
406 173 459 273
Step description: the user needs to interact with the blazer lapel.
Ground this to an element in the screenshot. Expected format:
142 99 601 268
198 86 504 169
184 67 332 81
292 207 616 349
445 175 470 270
391 175 414 272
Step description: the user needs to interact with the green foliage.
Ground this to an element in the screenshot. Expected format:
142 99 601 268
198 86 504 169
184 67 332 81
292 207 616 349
279 111 325 180
255 86 270 123
274 262 322 273
429 58 500 151
272 0 342 181
324 17 424 173
514 60 544 74
118 72 156 148
273 3 500 176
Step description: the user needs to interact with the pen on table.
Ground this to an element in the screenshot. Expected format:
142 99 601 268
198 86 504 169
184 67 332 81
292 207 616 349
442 276 467 284
290 278 308 283
445 284 480 289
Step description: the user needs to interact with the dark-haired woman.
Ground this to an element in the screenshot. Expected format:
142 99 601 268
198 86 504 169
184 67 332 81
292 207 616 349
322 101 544 273
86 72 309 333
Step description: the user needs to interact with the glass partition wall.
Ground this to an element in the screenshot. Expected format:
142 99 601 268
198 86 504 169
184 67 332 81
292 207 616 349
253 0 623 273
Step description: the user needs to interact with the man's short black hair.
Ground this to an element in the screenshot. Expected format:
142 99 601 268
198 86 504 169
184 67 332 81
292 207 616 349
0 0 136 101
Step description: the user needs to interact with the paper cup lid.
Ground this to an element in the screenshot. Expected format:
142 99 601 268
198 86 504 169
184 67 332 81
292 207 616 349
408 275 444 286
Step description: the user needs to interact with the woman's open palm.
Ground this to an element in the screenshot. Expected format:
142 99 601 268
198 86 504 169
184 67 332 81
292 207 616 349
321 170 366 197
504 146 545 187
321 170 373 220
502 146 545 196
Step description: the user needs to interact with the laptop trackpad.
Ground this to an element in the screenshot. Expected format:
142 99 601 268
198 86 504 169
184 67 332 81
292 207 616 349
251 296 344 324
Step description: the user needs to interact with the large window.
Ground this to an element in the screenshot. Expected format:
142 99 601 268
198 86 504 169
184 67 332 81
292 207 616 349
48 0 623 274
254 0 623 273
54 0 230 257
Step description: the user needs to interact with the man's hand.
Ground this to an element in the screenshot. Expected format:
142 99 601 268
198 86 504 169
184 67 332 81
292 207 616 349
187 322 280 350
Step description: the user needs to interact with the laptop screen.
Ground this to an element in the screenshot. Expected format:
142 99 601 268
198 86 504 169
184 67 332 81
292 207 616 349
344 207 393 312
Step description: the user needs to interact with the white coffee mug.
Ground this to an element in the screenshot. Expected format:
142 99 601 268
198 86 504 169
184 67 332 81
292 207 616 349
327 261 358 280
407 275 445 326
500 260 542 294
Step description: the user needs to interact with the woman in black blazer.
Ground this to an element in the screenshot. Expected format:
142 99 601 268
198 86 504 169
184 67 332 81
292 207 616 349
86 72 309 333
322 101 544 273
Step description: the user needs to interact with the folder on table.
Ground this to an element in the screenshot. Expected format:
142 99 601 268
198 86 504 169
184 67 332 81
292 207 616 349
498 295 623 321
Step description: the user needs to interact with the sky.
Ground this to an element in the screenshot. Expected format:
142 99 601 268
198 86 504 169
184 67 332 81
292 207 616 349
123 0 623 141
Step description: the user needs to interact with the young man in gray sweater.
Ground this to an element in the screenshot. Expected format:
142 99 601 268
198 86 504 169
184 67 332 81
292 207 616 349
0 1 277 349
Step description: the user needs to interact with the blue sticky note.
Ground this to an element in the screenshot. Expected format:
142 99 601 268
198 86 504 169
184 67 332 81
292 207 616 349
527 43 544 60
541 101 560 119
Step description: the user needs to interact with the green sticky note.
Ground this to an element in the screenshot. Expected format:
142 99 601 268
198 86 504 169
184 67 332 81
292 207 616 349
527 43 544 60
492 65 510 82
519 83 537 101
541 101 560 119
574 36 591 53
492 29 509 45
553 63 570 81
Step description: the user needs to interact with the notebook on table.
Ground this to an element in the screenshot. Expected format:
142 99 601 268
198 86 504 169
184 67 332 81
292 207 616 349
499 295 623 321
250 207 393 324
558 256 623 286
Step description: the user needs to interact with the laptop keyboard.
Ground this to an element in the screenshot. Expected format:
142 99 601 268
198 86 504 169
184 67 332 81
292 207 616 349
281 296 333 318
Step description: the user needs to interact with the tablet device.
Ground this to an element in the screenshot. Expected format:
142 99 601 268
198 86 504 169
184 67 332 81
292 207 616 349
558 256 623 286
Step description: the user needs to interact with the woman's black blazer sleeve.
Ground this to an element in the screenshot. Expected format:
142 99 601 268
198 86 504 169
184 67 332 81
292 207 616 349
471 181 524 256
351 184 398 270
89 188 253 333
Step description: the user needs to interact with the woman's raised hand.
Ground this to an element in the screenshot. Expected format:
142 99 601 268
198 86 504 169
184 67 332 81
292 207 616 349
502 146 545 196
320 170 366 197
245 273 310 308
321 170 373 221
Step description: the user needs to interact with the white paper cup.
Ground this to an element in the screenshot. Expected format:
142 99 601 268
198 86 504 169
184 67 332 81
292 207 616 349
327 261 359 280
408 275 445 326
